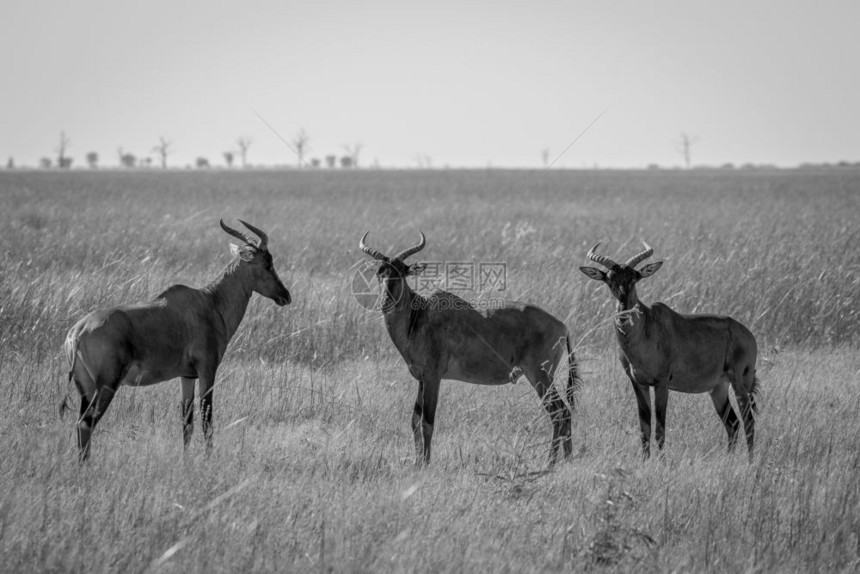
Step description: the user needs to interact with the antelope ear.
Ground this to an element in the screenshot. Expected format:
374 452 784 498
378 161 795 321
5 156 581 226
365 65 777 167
230 243 255 261
409 262 427 275
579 266 606 282
637 261 663 279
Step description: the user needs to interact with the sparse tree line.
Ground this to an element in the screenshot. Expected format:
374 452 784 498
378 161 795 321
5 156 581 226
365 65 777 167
9 129 859 171
290 127 363 169
15 130 365 170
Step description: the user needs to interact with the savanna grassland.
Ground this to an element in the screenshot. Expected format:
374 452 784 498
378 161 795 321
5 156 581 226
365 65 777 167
0 168 859 573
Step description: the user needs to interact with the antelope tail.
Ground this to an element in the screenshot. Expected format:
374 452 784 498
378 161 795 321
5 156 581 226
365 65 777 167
566 337 582 410
750 374 761 415
58 375 73 419
59 327 80 419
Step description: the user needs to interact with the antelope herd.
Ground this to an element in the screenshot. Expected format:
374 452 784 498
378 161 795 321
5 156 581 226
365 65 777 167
63 220 759 465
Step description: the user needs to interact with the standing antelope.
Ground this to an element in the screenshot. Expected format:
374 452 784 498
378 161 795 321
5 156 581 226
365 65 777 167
579 242 759 458
63 219 291 461
360 231 580 466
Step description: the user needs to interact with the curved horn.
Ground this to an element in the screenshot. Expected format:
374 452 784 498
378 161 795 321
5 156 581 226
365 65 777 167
393 231 426 261
220 219 257 247
626 242 654 268
586 243 620 270
238 219 268 250
359 231 389 262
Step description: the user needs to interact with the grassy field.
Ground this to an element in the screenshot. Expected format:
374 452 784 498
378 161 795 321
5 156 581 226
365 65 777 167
0 168 858 572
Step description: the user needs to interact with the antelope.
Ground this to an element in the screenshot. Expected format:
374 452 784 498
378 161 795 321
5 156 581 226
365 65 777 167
360 231 580 466
62 219 291 461
579 242 759 458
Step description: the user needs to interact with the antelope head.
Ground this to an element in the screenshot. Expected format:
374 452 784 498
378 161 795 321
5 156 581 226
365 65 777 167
221 219 291 306
579 242 663 311
359 231 427 310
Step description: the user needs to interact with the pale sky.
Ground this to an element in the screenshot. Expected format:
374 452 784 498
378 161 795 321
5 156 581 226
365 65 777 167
2 1 858 168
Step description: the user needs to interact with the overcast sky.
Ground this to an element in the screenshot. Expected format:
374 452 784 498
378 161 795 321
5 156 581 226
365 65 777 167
2 1 858 168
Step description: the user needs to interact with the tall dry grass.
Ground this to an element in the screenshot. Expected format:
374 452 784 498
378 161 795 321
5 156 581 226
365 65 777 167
0 168 858 572
1 169 856 367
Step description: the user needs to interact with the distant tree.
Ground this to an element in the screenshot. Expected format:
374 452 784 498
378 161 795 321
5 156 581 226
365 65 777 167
291 128 310 168
196 157 210 169
310 158 320 168
117 148 137 168
541 148 550 168
86 152 99 169
415 154 432 168
56 131 71 169
223 151 234 168
236 137 252 168
6 157 13 169
325 155 337 168
152 137 172 169
339 155 353 168
677 132 698 168
142 157 153 168
343 143 363 168
39 157 52 169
